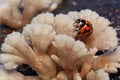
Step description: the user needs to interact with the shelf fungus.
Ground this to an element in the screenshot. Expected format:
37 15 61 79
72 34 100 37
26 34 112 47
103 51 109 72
0 0 60 29
0 9 119 80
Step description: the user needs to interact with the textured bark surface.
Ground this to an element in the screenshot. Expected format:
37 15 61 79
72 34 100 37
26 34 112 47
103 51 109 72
0 0 120 80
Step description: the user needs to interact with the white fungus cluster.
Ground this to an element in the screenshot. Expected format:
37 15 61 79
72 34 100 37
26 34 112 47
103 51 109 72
0 9 119 80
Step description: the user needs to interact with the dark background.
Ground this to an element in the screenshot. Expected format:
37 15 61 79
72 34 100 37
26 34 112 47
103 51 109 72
0 0 120 80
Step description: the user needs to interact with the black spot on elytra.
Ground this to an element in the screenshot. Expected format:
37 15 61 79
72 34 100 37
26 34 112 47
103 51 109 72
82 28 90 34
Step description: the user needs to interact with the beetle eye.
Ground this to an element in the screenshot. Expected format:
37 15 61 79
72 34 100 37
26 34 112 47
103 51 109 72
76 19 80 23
80 20 86 26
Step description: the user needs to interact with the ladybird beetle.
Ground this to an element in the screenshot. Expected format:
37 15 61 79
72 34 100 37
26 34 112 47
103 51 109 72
73 19 93 37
